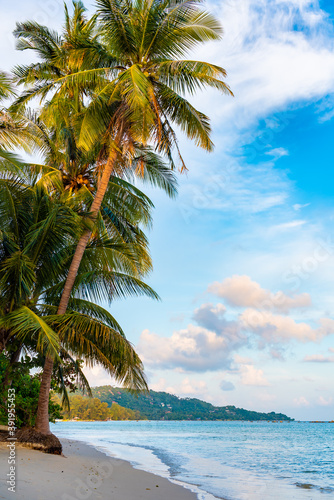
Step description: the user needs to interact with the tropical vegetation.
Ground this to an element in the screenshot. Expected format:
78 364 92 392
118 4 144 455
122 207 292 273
92 386 293 421
54 393 143 420
0 164 155 441
0 354 63 428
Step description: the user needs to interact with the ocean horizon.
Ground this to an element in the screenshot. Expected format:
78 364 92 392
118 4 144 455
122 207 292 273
51 420 334 500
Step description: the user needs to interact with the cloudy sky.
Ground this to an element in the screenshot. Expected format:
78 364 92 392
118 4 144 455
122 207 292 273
2 0 334 420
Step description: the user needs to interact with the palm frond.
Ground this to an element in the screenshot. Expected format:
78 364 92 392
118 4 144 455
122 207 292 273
0 306 59 358
47 311 148 391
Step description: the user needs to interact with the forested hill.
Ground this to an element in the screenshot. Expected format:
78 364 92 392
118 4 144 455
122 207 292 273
92 386 293 421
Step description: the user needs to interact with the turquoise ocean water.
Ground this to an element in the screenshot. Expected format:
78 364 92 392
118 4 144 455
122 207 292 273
51 421 334 500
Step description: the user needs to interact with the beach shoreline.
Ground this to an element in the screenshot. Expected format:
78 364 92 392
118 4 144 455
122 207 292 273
0 438 198 500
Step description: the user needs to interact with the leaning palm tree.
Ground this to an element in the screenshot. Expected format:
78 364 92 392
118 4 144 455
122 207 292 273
12 0 232 436
25 107 178 434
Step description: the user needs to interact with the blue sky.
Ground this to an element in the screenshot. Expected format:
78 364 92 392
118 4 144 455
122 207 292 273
2 0 334 420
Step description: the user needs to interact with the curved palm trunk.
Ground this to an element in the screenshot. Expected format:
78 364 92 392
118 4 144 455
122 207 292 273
34 150 118 434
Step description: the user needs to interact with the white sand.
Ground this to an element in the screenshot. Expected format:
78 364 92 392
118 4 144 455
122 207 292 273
0 438 197 500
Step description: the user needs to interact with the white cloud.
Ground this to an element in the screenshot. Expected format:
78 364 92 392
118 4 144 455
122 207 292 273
318 396 333 407
239 364 270 386
199 0 334 129
178 158 292 223
177 0 334 222
138 279 334 373
303 354 334 363
83 365 116 387
208 275 311 313
293 396 310 407
316 94 334 123
265 147 289 159
270 220 307 233
151 377 208 398
137 303 246 372
175 377 208 396
293 203 310 211
150 378 170 392
241 309 334 343
234 355 254 365
138 303 249 372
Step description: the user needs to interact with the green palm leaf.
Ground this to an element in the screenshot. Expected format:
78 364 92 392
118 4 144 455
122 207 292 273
42 299 125 336
47 312 147 391
0 306 59 358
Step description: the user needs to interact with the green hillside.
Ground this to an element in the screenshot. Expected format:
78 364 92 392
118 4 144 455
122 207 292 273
92 386 293 421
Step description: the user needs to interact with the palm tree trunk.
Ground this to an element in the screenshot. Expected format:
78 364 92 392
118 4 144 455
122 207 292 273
34 150 118 434
34 356 54 433
0 330 9 355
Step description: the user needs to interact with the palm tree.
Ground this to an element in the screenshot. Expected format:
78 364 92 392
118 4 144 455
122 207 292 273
0 160 159 437
25 108 178 433
12 0 232 435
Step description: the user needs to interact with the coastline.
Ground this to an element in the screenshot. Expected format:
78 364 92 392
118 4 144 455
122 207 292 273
0 438 198 500
55 420 334 500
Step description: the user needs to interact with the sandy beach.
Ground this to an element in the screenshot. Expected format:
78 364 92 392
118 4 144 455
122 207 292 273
0 439 197 500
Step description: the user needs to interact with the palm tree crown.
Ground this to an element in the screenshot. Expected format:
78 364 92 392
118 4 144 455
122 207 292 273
13 0 232 169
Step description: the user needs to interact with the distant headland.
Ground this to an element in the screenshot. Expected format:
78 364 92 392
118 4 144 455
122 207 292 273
87 386 293 422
